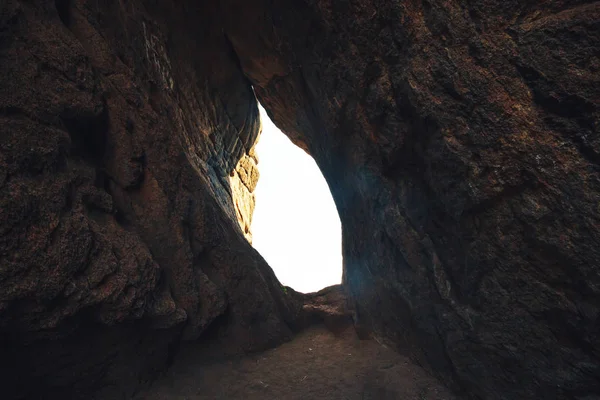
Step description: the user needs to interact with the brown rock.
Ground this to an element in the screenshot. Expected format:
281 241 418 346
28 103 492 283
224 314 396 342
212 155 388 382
0 1 300 398
230 153 259 242
1 0 599 399
297 285 354 334
222 0 600 398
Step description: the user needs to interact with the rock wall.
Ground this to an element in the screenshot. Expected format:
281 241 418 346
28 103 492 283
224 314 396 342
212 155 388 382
0 1 299 398
1 0 599 399
220 0 600 398
230 149 260 243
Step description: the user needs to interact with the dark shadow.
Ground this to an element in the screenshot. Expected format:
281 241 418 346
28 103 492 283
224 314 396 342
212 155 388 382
55 0 73 28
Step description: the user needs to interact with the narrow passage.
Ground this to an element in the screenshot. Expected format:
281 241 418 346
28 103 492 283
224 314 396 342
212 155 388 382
136 324 456 400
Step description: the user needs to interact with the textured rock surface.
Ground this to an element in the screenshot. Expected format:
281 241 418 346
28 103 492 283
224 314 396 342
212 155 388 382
0 1 299 398
294 284 354 334
230 150 260 243
1 0 600 399
222 0 600 399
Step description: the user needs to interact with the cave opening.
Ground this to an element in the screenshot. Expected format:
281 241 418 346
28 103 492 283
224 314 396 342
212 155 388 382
251 106 342 294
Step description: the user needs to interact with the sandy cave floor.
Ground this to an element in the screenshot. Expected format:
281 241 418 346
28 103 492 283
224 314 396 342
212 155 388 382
135 325 457 400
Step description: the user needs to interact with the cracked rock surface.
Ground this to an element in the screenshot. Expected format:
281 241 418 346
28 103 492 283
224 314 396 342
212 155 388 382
1 0 599 399
1 2 300 398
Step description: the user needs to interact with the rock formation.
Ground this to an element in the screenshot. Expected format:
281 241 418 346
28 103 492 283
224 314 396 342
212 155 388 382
1 0 599 399
0 1 299 398
225 1 600 398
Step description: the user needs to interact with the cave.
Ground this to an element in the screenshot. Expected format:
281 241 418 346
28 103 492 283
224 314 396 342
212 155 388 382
1 1 599 399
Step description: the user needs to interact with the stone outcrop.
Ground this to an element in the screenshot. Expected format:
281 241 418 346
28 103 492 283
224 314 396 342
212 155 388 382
1 0 599 399
292 284 354 334
223 1 600 399
0 1 299 398
230 149 260 243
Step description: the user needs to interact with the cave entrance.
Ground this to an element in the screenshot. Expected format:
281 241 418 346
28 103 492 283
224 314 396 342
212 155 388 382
251 106 342 294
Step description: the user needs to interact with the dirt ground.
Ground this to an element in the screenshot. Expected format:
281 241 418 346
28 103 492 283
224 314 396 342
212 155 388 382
135 325 457 400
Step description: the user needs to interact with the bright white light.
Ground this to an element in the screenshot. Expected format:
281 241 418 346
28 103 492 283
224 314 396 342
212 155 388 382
251 106 342 293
